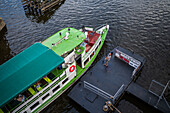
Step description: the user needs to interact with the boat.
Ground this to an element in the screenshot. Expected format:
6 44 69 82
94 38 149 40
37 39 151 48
0 24 109 113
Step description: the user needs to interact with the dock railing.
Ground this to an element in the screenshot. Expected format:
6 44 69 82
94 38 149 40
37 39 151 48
83 81 125 102
148 80 170 109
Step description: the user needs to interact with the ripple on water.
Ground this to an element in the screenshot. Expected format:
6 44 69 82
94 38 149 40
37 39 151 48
0 0 170 112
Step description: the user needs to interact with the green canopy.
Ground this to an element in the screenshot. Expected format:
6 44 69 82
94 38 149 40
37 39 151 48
0 43 64 107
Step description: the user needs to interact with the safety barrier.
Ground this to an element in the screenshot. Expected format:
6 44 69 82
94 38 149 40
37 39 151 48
83 81 125 102
149 80 170 108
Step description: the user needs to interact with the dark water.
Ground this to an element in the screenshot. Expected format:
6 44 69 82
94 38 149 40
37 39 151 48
0 0 170 112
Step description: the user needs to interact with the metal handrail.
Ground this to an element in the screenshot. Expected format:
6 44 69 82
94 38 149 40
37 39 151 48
83 81 125 102
84 81 113 100
148 80 170 109
113 84 125 100
94 24 107 32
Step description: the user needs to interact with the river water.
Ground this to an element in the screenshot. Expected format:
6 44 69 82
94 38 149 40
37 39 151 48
0 0 170 112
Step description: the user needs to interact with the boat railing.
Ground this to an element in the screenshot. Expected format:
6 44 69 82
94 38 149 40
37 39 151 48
12 71 66 113
83 81 125 102
148 80 170 109
94 24 107 32
112 84 125 101
83 36 101 61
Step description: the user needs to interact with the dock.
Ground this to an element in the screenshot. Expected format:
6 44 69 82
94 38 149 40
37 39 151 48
0 17 6 32
127 81 170 113
22 0 65 13
68 46 170 113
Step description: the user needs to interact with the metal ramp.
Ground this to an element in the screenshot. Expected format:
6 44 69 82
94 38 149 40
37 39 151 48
148 80 170 109
83 81 125 103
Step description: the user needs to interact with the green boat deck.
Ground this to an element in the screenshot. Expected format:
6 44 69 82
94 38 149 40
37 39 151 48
42 27 86 56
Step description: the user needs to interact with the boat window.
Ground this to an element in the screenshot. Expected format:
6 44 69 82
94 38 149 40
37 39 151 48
84 58 89 66
62 78 68 84
33 79 48 92
22 90 33 100
99 40 101 46
52 85 60 93
57 65 62 70
8 93 26 110
54 66 64 77
60 74 66 80
90 52 94 59
42 93 50 101
47 73 56 81
95 45 98 52
30 102 39 110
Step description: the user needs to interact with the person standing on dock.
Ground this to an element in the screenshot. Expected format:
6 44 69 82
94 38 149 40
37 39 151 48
104 53 112 66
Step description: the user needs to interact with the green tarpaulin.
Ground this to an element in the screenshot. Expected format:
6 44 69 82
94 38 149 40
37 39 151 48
0 43 64 107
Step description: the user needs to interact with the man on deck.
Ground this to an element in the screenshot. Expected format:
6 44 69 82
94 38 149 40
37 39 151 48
104 53 112 67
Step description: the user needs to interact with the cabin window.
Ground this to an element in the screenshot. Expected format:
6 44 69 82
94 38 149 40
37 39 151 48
84 58 89 66
42 93 50 101
55 67 64 78
30 102 39 110
99 40 101 46
90 52 94 59
51 78 59 88
47 73 56 81
95 45 98 52
60 74 66 81
52 85 60 93
62 78 69 84
57 65 62 70
34 79 48 91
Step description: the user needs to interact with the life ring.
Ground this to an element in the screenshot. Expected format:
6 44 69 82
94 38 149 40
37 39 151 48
69 65 75 72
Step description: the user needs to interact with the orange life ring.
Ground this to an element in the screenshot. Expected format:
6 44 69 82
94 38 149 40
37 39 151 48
69 65 75 72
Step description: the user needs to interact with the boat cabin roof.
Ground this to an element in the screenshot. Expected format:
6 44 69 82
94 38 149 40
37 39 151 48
42 27 86 56
0 43 64 107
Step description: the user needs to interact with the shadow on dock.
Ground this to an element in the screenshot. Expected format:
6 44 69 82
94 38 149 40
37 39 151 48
22 0 66 23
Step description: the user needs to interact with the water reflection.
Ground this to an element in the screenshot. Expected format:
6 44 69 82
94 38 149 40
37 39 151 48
0 26 14 65
23 0 66 23
0 0 169 112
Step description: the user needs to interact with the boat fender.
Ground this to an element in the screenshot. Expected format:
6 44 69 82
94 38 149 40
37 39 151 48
69 65 75 72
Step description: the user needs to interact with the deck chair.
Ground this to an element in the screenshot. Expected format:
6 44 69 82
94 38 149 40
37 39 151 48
43 76 52 84
0 108 4 113
28 87 36 96
34 85 42 92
